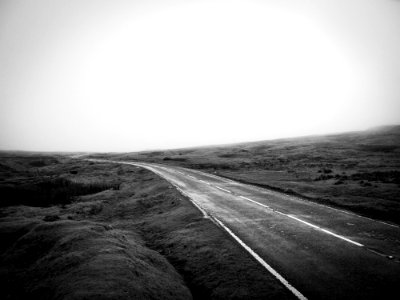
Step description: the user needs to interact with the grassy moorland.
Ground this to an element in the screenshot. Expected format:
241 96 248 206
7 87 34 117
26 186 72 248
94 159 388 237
104 125 400 225
0 153 293 300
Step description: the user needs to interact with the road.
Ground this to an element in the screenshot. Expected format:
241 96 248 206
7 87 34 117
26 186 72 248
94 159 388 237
90 159 400 300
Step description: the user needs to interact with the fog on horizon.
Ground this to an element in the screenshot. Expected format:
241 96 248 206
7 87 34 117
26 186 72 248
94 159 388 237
1 0 400 152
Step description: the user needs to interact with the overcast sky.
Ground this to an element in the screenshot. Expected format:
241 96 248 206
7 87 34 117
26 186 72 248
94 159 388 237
1 0 400 152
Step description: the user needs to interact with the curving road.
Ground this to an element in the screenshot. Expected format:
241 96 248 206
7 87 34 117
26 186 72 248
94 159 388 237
90 159 400 300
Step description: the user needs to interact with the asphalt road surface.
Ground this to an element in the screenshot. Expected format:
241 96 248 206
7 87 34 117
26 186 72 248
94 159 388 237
90 159 400 300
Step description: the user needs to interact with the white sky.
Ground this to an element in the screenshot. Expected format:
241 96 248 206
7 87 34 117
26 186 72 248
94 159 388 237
1 0 400 151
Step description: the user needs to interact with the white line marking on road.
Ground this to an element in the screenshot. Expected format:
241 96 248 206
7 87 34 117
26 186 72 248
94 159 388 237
186 168 400 229
286 215 364 247
90 160 398 228
239 196 364 247
215 186 232 193
198 180 211 185
282 194 400 229
186 169 237 184
86 160 369 248
212 217 308 300
240 196 270 209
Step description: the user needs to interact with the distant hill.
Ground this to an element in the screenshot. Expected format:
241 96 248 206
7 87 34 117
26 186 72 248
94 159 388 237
367 124 400 133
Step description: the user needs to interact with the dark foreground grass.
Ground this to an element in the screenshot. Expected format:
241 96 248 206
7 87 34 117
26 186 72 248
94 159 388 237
104 125 400 225
1 218 190 300
0 154 294 299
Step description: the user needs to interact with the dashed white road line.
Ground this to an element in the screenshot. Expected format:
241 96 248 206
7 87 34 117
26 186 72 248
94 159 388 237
199 179 211 185
89 159 398 230
239 196 364 247
159 172 364 248
287 215 364 247
215 186 232 193
184 167 399 229
240 195 270 209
